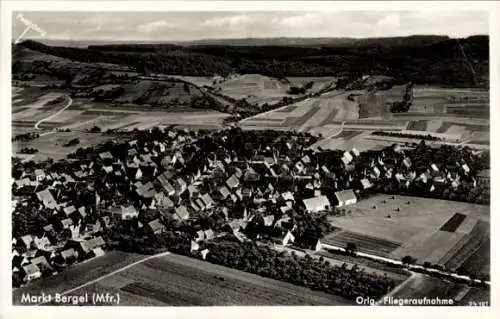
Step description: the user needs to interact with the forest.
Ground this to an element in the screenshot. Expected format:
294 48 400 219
15 35 489 87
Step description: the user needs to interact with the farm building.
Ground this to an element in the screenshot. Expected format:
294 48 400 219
110 205 139 220
36 189 58 209
334 189 357 207
303 195 331 213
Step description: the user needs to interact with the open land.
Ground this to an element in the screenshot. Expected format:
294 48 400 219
387 274 489 306
14 251 353 306
323 195 489 270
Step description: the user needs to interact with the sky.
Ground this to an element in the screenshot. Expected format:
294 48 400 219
12 11 489 42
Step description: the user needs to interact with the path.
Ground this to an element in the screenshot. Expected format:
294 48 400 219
34 95 73 130
37 251 170 305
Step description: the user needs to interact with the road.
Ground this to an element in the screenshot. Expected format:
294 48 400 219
34 95 73 130
37 251 170 305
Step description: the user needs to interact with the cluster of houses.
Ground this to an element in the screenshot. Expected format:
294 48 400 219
12 127 479 286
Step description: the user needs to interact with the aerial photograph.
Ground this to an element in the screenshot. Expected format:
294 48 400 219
10 9 490 307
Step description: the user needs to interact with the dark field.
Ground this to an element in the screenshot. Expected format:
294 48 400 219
322 230 401 257
334 130 363 139
407 120 428 131
439 213 467 232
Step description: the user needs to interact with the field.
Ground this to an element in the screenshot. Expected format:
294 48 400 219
388 274 489 306
14 251 353 306
214 74 336 106
13 251 146 304
239 91 359 133
12 86 230 162
242 85 489 152
324 195 490 269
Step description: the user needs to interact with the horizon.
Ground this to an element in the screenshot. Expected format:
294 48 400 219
12 11 489 42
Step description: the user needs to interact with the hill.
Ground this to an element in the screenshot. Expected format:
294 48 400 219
16 35 488 87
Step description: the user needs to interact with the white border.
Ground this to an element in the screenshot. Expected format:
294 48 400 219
1 1 499 319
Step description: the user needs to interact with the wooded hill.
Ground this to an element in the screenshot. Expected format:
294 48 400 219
15 35 489 87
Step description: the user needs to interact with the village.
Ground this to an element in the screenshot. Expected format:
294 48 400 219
11 126 488 287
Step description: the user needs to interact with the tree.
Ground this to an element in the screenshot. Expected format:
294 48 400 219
402 255 415 266
345 242 357 255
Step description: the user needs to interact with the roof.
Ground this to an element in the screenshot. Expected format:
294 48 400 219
31 256 51 267
303 195 331 212
204 229 215 240
92 247 105 257
334 189 357 203
148 219 164 232
154 192 174 208
61 248 77 259
226 175 240 188
23 263 40 275
99 152 113 160
81 236 105 253
263 215 275 226
36 189 57 209
477 169 490 178
63 205 76 216
219 186 231 199
281 191 294 202
61 218 73 228
201 194 215 207
174 206 190 220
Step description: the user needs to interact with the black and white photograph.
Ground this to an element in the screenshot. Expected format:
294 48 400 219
2 0 498 316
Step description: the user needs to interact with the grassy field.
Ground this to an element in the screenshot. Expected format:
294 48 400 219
17 252 354 306
325 195 490 267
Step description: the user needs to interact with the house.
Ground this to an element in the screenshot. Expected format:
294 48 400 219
294 161 305 174
36 189 58 209
60 218 74 230
175 178 187 194
281 191 295 203
63 205 76 217
154 192 174 209
99 151 113 160
147 219 165 235
201 193 215 209
187 185 199 198
111 205 139 220
282 231 295 246
19 235 34 249
226 175 240 189
303 195 331 213
174 206 190 220
371 166 381 178
70 236 106 258
33 236 51 251
30 256 53 274
430 163 439 172
34 169 46 181
263 215 275 226
360 178 373 189
351 147 360 157
204 229 215 240
21 264 42 282
59 248 78 264
334 189 357 207
343 151 353 164
219 186 231 200
200 249 209 260
461 163 470 174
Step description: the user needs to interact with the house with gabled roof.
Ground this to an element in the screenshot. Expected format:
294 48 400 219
21 263 42 282
334 189 357 207
34 169 46 181
147 219 165 235
154 192 174 209
36 189 58 209
30 255 53 274
263 215 275 227
175 178 187 195
303 195 331 213
33 236 51 251
219 186 231 200
63 205 76 217
110 205 139 221
226 174 240 189
174 206 190 220
282 231 295 246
